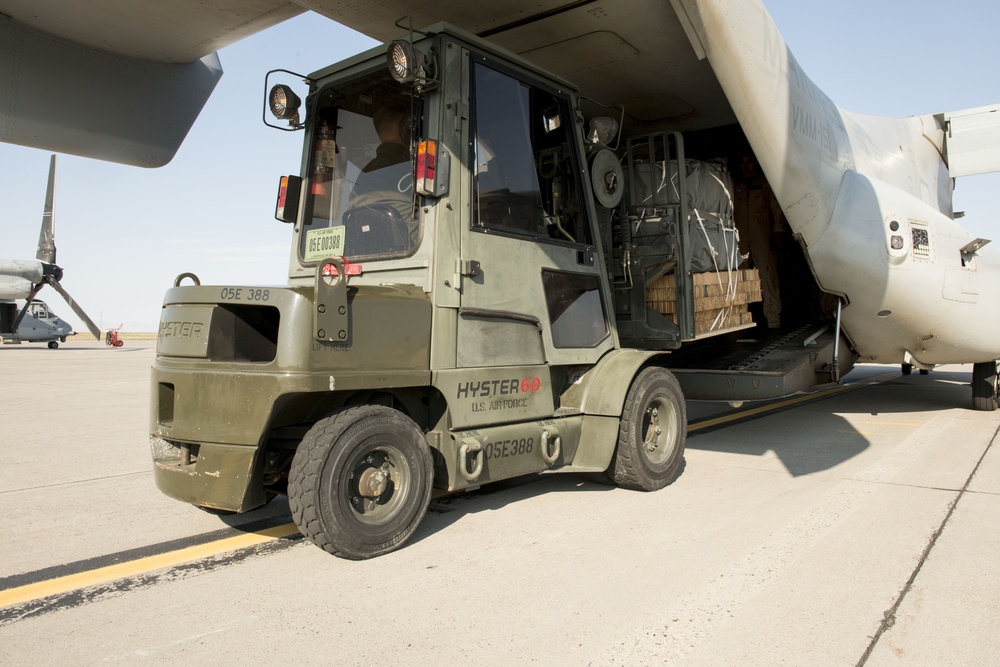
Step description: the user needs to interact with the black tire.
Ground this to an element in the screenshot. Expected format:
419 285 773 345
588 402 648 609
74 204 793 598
919 368 930 375
901 363 913 375
612 367 686 491
47 341 58 349
972 361 999 412
288 405 433 559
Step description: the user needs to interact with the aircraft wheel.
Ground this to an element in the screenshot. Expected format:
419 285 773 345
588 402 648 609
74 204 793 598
612 367 686 491
288 405 433 559
972 361 999 411
47 341 58 349
901 363 913 375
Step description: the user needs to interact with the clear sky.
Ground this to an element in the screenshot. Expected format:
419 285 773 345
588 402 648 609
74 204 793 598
1 1 997 333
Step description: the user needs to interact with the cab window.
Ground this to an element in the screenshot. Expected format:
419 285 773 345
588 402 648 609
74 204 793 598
300 68 424 262
471 61 591 246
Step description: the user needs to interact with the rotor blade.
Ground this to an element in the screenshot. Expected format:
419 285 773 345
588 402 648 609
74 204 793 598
46 278 101 339
36 155 57 264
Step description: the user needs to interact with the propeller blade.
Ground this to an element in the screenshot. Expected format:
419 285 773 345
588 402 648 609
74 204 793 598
46 277 101 340
36 154 57 264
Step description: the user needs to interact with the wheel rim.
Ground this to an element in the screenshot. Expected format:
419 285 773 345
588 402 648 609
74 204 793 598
641 393 679 465
344 441 411 526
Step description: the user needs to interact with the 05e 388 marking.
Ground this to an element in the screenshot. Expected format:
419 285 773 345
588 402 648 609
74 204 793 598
219 287 270 302
484 438 534 460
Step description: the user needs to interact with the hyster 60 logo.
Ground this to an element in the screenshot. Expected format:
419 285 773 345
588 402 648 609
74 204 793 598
456 377 542 399
159 321 205 339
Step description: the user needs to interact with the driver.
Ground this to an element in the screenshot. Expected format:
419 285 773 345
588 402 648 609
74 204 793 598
351 106 413 218
347 105 418 252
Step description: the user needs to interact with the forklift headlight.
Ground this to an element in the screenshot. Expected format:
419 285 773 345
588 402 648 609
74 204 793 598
388 40 421 83
269 84 301 120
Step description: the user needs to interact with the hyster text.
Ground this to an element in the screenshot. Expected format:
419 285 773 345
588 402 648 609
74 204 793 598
457 377 542 399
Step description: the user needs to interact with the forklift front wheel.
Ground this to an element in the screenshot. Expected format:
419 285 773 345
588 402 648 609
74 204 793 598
288 405 434 559
612 367 686 491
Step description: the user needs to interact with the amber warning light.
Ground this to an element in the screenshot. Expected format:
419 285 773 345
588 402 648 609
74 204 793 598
275 175 302 223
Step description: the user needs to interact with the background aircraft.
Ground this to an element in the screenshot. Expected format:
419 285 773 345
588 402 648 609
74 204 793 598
0 155 101 347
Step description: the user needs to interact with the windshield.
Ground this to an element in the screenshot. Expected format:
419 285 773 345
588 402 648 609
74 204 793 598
300 68 423 263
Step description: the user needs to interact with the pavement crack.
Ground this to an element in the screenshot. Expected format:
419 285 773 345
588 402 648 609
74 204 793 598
856 422 1000 666
0 470 152 495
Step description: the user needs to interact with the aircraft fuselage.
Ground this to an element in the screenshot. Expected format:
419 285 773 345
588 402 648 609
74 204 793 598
674 0 999 367
0 299 75 345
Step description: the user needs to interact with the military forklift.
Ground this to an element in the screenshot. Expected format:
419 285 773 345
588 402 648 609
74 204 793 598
150 23 847 558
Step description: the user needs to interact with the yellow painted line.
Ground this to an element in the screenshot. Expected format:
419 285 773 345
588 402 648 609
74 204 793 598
0 523 299 609
688 372 899 432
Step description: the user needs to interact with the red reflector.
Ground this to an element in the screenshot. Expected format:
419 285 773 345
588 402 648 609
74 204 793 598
321 261 362 277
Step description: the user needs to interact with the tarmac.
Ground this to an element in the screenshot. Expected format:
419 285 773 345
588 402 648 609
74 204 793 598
1 338 998 665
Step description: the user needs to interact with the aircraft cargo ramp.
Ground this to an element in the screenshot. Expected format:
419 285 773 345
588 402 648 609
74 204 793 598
666 322 854 401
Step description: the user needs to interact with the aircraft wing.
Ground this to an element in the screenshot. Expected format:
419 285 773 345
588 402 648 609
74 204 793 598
0 0 736 168
0 0 306 167
939 104 1000 178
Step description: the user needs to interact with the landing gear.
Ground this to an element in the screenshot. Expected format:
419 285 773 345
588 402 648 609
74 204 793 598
972 361 999 411
47 341 58 349
612 367 686 491
288 405 433 559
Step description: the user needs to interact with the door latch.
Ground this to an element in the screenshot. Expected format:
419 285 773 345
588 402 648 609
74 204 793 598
457 259 481 277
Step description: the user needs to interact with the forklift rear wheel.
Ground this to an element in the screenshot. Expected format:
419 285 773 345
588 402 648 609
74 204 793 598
612 367 686 491
288 405 433 559
972 361 999 411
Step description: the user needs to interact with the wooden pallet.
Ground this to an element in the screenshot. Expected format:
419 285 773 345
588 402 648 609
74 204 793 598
646 269 761 335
